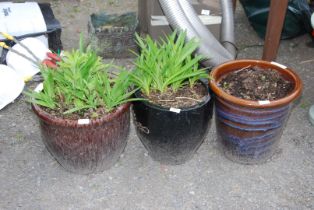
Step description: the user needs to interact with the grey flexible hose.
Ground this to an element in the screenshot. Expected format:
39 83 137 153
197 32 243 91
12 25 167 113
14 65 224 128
158 0 229 67
177 0 233 59
159 0 236 67
220 0 236 56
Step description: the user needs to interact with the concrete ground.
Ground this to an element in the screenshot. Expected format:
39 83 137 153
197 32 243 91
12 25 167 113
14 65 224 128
1 0 314 209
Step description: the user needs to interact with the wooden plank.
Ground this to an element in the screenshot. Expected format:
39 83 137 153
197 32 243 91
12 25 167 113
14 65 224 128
262 0 289 61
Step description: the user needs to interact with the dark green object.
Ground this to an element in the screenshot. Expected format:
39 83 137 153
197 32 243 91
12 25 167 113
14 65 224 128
239 0 312 39
90 12 137 31
88 12 138 58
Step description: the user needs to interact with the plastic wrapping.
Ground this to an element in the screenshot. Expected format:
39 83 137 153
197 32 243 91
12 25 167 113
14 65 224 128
239 0 312 39
6 37 50 80
0 2 62 64
0 65 24 110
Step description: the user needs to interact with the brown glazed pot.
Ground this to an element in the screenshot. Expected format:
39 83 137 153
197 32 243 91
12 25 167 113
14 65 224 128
209 59 302 164
32 103 131 174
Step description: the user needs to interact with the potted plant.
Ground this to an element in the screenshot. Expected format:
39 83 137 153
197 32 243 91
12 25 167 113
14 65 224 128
209 59 302 164
131 31 214 165
26 39 137 174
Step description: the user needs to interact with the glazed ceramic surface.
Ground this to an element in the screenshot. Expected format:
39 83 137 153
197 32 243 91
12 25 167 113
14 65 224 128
132 84 214 165
210 60 302 164
32 103 130 174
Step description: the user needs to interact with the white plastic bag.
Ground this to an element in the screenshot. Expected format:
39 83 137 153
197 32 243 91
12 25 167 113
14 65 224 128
0 64 25 110
6 37 50 81
0 2 47 40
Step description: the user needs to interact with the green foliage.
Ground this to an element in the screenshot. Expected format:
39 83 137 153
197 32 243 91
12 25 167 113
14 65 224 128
131 30 209 96
25 38 137 116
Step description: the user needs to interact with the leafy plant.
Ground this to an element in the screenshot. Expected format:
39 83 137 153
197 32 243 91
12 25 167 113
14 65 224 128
131 30 209 96
25 37 137 117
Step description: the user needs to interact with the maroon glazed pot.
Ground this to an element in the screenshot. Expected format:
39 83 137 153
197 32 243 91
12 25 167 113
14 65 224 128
209 59 302 164
32 103 131 174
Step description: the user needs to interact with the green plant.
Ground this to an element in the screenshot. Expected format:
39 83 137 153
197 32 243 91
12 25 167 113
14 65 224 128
25 38 137 117
131 30 209 96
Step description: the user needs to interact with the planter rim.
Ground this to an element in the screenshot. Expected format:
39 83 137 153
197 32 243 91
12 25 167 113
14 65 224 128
134 83 211 112
32 102 131 127
209 59 303 108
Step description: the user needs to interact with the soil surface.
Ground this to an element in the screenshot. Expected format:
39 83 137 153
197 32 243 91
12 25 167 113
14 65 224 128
218 66 293 101
42 105 113 120
144 82 208 108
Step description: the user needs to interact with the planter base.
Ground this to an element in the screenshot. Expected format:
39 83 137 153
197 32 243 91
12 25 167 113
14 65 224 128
223 148 278 164
221 136 281 165
215 98 290 165
135 127 209 165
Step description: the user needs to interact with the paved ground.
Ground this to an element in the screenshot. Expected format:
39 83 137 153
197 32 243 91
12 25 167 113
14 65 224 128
1 1 314 209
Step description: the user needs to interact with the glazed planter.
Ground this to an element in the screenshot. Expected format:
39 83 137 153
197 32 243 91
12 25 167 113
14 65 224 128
32 103 131 174
209 59 302 164
132 84 214 165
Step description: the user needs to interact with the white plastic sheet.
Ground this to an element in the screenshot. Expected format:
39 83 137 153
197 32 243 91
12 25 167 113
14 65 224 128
6 37 50 81
0 2 47 40
0 64 24 110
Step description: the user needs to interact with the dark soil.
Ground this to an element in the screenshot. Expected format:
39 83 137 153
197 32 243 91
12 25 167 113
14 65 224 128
143 82 209 108
42 106 113 120
218 66 293 101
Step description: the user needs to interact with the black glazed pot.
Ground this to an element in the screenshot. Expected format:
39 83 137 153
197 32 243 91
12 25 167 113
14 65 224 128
132 83 214 165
